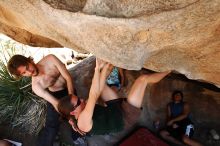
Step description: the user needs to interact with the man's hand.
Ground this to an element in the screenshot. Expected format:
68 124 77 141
70 94 78 105
95 58 106 71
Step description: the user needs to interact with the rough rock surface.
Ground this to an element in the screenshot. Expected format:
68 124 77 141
0 0 220 87
71 57 220 146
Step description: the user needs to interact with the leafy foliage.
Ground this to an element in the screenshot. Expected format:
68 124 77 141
0 41 46 134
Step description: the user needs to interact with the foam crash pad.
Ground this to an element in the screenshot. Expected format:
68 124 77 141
119 128 169 146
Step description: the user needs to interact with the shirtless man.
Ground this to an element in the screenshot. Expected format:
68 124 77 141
7 54 79 146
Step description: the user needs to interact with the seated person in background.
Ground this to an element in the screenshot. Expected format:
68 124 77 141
160 91 202 146
58 58 170 135
106 67 124 92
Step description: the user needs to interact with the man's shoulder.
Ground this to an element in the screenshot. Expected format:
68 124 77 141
41 54 57 61
37 55 58 66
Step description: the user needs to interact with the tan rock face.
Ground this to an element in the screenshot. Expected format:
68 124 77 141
0 22 62 47
0 0 220 87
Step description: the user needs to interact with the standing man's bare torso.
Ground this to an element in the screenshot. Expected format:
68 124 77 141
32 57 66 92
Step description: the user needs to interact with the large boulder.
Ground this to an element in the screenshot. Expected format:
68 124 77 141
0 0 220 87
0 56 219 146
70 57 220 146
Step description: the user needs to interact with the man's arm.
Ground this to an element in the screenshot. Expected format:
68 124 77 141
167 103 190 125
47 55 77 102
77 60 111 132
32 83 59 111
171 103 190 122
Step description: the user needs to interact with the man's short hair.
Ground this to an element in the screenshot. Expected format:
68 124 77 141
172 90 183 101
58 96 74 119
7 55 32 77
